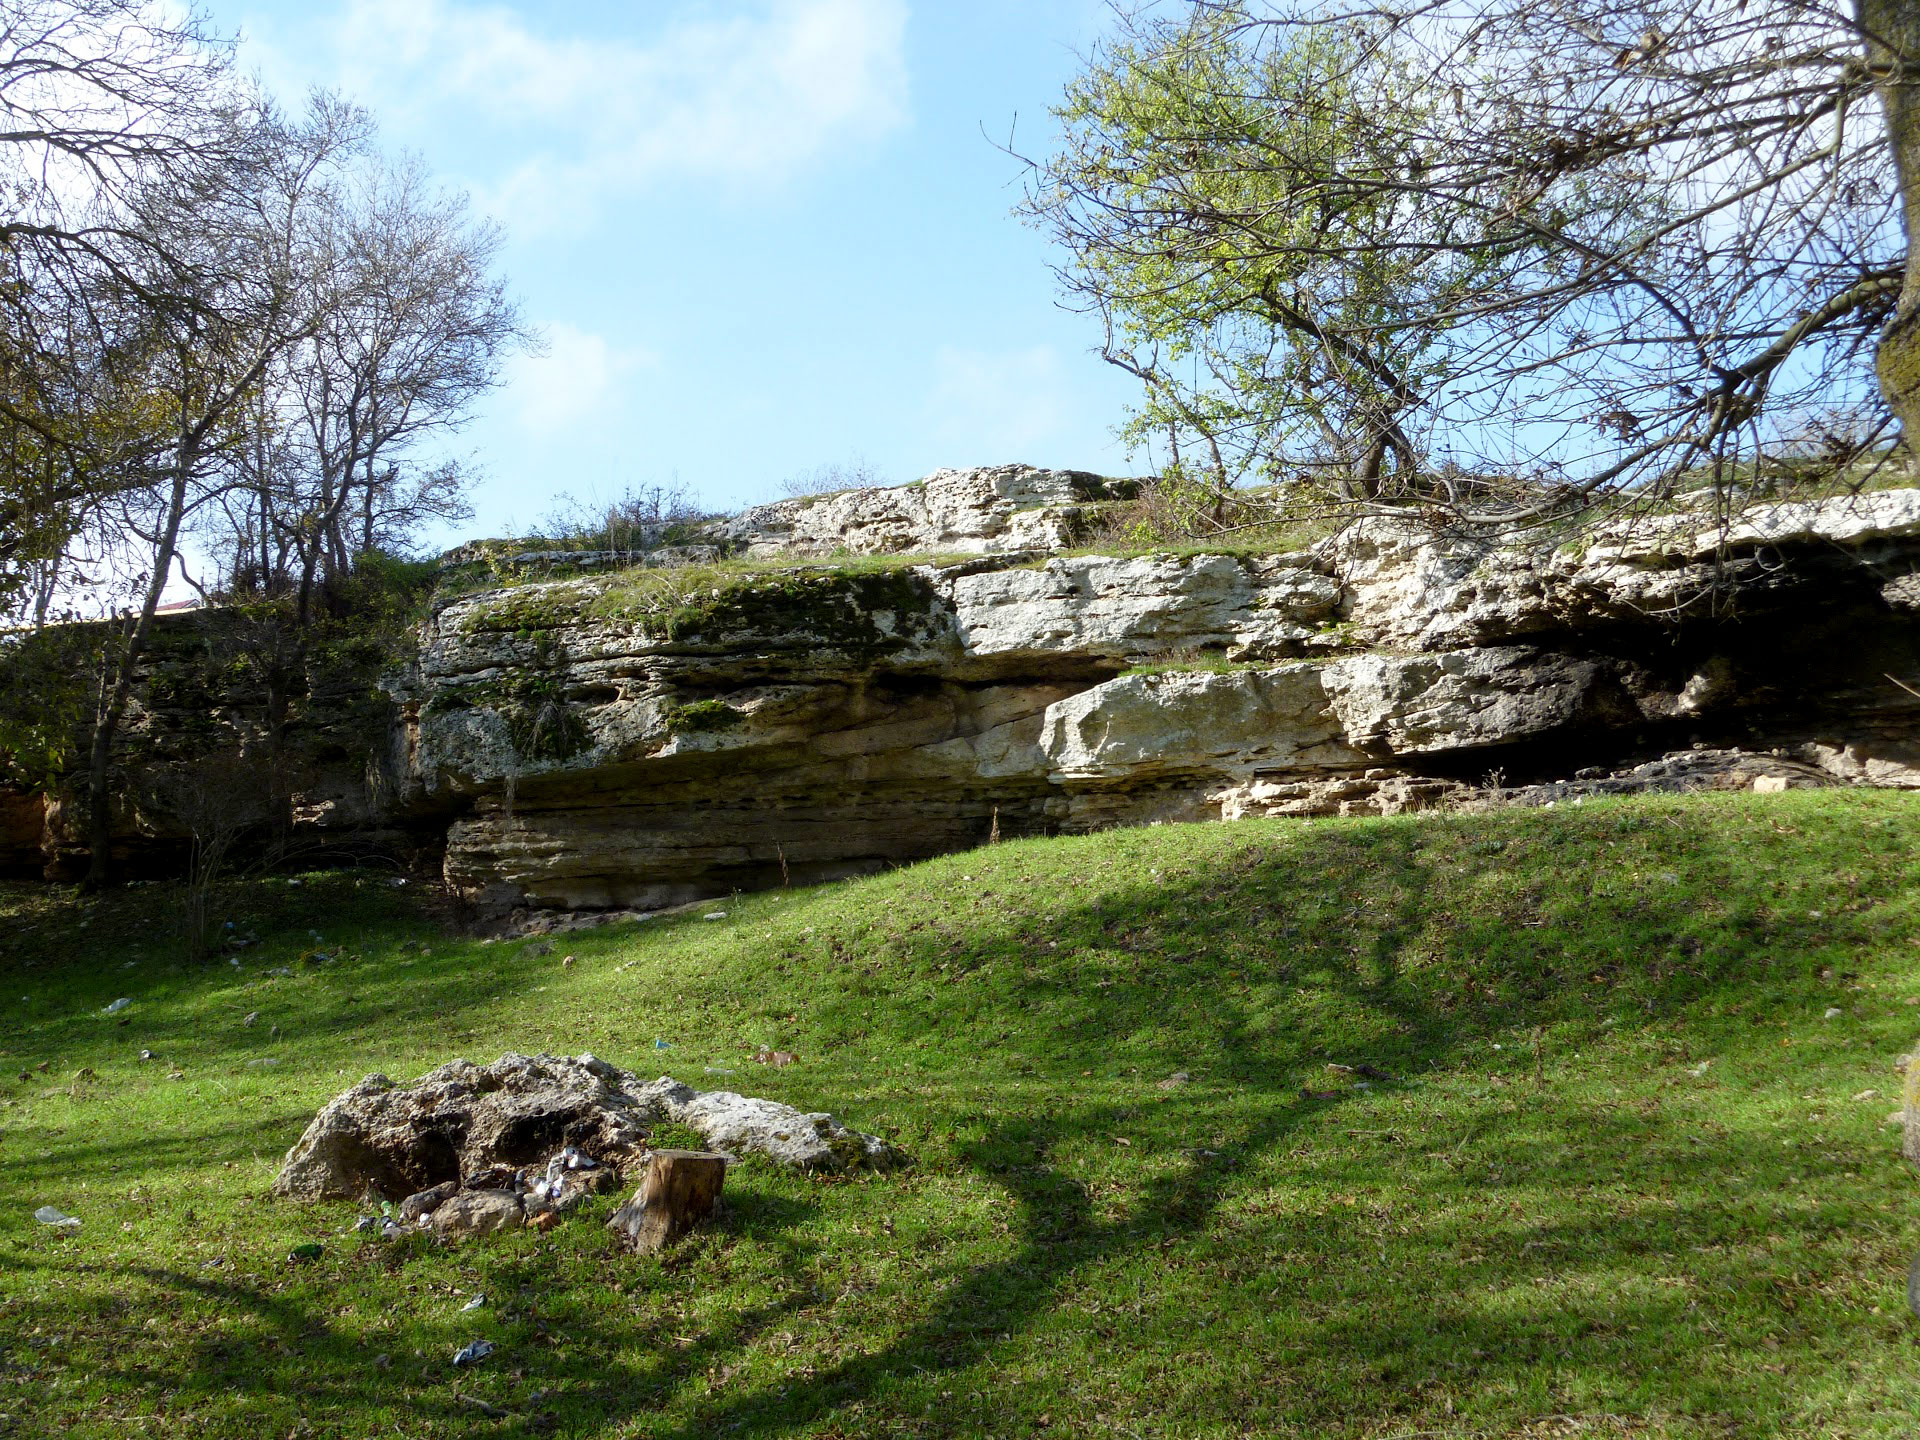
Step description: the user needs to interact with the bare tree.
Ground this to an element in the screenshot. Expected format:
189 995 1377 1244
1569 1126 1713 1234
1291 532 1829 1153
776 456 889 499
137 753 269 957
0 0 236 613
534 479 708 557
1024 0 1919 527
75 95 366 887
204 139 523 854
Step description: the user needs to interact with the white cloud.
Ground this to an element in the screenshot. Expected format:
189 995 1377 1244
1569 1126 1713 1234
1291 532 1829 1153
926 344 1069 463
273 0 910 227
504 323 656 434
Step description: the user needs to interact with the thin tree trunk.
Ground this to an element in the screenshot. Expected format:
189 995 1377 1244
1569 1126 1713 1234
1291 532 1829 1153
1863 0 1920 438
83 441 198 889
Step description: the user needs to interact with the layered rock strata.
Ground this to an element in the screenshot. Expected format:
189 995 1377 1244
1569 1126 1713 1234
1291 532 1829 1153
15 465 1920 906
393 483 1920 909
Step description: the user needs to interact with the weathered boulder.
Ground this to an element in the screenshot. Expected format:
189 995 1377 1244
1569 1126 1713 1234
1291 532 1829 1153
272 1052 654 1201
1041 648 1613 784
273 1053 901 1205
947 552 1341 670
1324 488 1920 652
706 463 1133 557
659 1080 903 1172
431 1188 525 1239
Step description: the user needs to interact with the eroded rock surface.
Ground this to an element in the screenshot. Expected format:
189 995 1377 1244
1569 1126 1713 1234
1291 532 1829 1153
21 464 1920 903
273 1052 653 1201
706 463 1134 558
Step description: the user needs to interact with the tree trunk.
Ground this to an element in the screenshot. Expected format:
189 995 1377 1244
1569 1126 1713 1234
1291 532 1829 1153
1863 0 1920 440
83 444 198 889
262 625 297 861
605 1150 727 1254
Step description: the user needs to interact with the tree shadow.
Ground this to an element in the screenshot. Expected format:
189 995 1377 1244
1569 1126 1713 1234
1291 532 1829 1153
9 801 1918 1435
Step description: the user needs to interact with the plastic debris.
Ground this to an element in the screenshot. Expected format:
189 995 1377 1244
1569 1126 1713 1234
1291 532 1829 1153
654 1038 672 1050
703 1066 737 1076
451 1339 495 1368
102 998 131 1015
266 967 293 978
1824 1007 1843 1020
351 1215 383 1233
287 1243 324 1263
246 1058 281 1068
34 1206 80 1229
703 912 727 921
138 1049 157 1061
388 877 409 887
229 957 241 968
460 1294 485 1312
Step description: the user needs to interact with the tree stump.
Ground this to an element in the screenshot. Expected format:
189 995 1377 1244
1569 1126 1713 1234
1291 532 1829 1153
605 1150 727 1254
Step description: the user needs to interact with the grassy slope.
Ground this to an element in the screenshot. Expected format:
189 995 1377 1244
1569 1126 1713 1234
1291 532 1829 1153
4 791 1920 1438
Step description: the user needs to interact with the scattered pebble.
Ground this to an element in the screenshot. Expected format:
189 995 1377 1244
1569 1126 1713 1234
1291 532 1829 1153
451 1339 495 1368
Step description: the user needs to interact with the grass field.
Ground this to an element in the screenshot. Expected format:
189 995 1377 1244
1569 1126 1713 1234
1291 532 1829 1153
5 790 1920 1438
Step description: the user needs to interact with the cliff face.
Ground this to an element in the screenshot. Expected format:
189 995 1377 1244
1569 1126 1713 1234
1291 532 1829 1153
14 464 1920 909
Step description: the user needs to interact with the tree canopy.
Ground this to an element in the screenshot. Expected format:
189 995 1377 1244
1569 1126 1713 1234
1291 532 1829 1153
1025 0 1920 524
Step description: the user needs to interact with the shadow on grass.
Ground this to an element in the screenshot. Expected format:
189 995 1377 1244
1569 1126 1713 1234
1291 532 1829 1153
7 798 1920 1435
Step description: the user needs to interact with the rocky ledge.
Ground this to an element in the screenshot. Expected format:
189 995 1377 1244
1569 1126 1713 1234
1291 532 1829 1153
393 475 1920 911
11 463 1920 908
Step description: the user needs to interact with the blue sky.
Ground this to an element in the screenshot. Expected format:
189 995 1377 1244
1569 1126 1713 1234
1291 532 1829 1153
226 0 1143 543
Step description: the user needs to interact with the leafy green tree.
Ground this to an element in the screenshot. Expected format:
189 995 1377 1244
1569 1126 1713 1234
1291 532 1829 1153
1026 0 1919 524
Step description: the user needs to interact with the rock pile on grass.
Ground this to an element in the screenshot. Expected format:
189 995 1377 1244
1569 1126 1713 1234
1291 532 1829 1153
273 1051 901 1238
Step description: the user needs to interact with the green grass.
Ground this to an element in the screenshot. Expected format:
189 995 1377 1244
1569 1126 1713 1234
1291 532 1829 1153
6 790 1920 1437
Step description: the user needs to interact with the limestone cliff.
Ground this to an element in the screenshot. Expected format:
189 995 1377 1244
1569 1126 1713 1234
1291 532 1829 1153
11 463 1920 909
